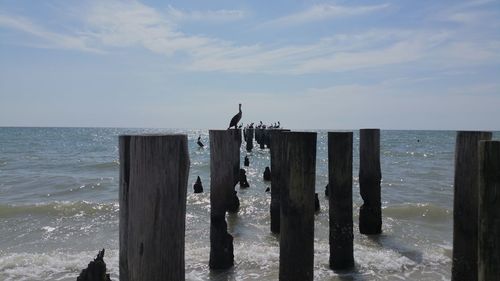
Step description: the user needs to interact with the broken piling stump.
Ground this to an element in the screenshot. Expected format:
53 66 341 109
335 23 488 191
77 249 111 281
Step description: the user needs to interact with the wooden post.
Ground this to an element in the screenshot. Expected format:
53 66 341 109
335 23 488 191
119 134 190 281
230 129 242 190
255 128 262 147
328 132 354 270
263 129 271 149
478 140 500 281
280 132 317 281
269 129 290 234
359 128 382 235
452 131 492 281
209 129 241 269
245 128 254 152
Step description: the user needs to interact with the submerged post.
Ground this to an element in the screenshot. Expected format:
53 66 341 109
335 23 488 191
478 141 500 281
269 129 290 234
245 128 254 152
209 129 241 269
119 134 190 281
280 132 317 281
328 132 354 270
452 131 492 281
359 128 382 235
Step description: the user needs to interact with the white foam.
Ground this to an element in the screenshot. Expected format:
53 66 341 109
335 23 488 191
0 250 118 281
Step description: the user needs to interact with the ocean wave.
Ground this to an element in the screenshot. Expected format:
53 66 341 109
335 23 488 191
383 203 451 221
0 250 118 281
0 201 118 218
82 160 119 170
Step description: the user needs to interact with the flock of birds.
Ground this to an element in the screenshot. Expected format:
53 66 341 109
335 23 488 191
197 103 282 148
228 103 281 130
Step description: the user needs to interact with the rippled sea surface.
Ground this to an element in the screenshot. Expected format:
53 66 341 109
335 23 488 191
1 127 497 280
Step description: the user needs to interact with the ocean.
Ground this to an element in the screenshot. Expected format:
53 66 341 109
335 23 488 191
1 127 494 280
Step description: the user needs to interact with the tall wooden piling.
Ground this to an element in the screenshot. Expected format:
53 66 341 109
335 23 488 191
209 129 241 269
328 132 354 270
478 140 500 281
255 128 263 147
452 131 492 281
263 129 270 148
359 128 382 235
119 135 190 281
269 129 290 234
245 128 254 152
280 132 317 281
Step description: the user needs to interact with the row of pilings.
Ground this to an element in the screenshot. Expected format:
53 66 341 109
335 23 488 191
117 130 500 281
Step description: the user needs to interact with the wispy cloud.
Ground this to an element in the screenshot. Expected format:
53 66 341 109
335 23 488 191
166 5 245 23
0 14 100 53
259 3 390 28
1 1 499 75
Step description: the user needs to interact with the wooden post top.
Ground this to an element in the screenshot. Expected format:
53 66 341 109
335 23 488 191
119 134 187 138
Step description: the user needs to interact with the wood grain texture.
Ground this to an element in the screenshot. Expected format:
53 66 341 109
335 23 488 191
119 134 190 281
328 132 354 270
279 132 317 281
478 141 499 281
452 131 492 281
209 130 241 269
359 129 382 235
269 129 290 234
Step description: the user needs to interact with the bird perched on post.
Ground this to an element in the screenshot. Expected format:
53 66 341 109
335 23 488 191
228 103 242 129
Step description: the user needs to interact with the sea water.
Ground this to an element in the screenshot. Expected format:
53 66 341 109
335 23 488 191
1 127 495 280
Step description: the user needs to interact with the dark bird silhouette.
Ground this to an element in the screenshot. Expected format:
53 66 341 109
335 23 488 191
228 103 242 129
197 135 204 148
263 166 271 181
193 176 203 193
239 168 250 188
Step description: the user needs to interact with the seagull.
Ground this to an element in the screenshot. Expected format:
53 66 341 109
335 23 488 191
228 103 242 129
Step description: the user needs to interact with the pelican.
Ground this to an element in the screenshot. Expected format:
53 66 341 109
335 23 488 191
228 103 242 129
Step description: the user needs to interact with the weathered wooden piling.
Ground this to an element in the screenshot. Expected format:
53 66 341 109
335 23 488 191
245 128 254 152
255 128 263 147
269 129 289 234
209 129 241 269
359 128 382 235
119 134 190 281
328 132 354 270
452 131 492 281
263 129 270 148
279 132 317 281
478 140 500 281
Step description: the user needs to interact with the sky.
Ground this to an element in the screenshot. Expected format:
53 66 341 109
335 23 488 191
0 0 499 130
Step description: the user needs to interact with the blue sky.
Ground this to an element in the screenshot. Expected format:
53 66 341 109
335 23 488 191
1 0 499 129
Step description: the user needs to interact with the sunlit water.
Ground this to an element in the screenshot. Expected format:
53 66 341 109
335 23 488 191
1 127 497 280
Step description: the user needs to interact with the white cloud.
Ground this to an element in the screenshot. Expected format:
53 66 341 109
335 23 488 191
259 3 390 28
0 14 101 53
166 6 245 22
1 1 499 76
